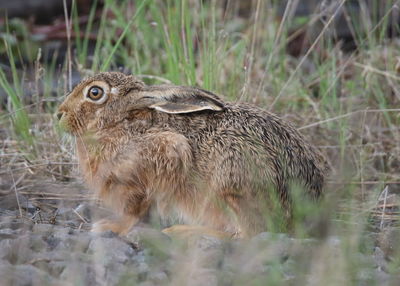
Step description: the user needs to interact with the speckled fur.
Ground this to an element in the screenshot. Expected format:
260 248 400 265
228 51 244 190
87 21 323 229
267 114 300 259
58 72 328 237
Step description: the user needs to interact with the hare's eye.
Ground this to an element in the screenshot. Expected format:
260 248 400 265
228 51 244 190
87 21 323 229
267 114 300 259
87 86 104 101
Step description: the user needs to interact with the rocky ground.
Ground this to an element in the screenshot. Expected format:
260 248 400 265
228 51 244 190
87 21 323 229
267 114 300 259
0 178 399 286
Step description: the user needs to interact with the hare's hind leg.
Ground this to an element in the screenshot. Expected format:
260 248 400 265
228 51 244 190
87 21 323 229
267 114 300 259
162 225 236 240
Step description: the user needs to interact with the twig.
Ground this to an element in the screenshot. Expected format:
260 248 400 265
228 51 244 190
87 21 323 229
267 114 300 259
73 208 88 223
378 185 389 229
298 108 400 130
354 62 400 81
270 0 348 109
359 109 368 200
327 180 400 185
239 0 261 100
256 0 300 100
136 74 173 84
0 162 77 175
374 204 399 209
0 99 64 120
265 0 298 72
271 0 400 109
19 191 89 198
63 0 73 90
28 258 52 265
10 171 23 217
100 0 149 71
29 197 96 201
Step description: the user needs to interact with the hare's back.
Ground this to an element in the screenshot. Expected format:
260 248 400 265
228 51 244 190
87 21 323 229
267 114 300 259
191 103 326 195
213 103 309 150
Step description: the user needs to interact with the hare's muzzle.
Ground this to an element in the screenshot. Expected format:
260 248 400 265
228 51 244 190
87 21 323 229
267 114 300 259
55 111 71 133
56 112 64 120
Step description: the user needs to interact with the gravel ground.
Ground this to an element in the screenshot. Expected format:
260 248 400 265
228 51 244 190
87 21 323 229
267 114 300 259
0 179 398 285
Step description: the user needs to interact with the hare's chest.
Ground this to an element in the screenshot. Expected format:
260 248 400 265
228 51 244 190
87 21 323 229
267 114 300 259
75 140 109 191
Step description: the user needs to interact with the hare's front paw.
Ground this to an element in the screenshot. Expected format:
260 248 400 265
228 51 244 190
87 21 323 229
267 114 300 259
91 216 139 235
91 219 120 233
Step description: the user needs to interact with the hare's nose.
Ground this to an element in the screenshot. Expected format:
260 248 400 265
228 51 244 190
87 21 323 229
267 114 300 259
56 112 64 120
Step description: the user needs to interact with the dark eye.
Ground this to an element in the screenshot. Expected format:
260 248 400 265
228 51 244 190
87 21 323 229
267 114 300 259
87 86 104 101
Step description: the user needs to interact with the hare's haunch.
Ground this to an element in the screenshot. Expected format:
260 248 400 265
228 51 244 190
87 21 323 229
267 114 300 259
58 72 328 237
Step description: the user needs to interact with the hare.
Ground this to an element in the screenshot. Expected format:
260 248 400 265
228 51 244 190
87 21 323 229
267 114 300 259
57 72 327 237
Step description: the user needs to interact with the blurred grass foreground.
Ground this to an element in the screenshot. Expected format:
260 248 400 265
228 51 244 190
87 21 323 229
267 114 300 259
0 0 400 285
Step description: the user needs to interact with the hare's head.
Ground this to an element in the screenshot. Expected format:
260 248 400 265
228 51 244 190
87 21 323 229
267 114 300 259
57 72 145 134
57 72 225 134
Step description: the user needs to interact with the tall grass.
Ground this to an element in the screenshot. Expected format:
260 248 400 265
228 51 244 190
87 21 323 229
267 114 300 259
0 18 34 147
1 0 400 284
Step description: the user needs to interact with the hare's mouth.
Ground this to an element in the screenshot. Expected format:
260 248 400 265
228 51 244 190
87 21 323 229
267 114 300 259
58 113 83 135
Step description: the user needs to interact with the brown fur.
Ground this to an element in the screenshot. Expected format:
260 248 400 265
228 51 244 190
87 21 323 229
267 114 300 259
58 72 328 237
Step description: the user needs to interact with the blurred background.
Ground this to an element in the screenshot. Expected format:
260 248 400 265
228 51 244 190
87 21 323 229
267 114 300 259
0 0 400 285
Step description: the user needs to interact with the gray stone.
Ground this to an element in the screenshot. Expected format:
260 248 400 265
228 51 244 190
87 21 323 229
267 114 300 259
42 234 62 250
60 262 100 286
131 250 147 264
47 260 67 277
0 236 37 263
137 262 150 274
99 230 118 239
31 238 50 253
126 227 171 260
0 193 30 211
0 228 18 239
0 220 32 231
53 233 91 253
178 268 218 286
148 271 168 283
378 227 400 259
373 247 388 272
3 198 400 286
373 267 391 284
51 225 76 238
326 236 342 248
32 223 56 234
0 239 13 260
0 264 55 286
251 232 290 243
87 236 135 264
28 257 67 277
137 282 155 286
193 235 224 251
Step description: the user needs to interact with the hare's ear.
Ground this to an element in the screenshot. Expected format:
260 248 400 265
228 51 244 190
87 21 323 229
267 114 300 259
144 86 225 114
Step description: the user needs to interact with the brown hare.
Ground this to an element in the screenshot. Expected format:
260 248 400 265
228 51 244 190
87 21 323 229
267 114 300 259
57 72 327 238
